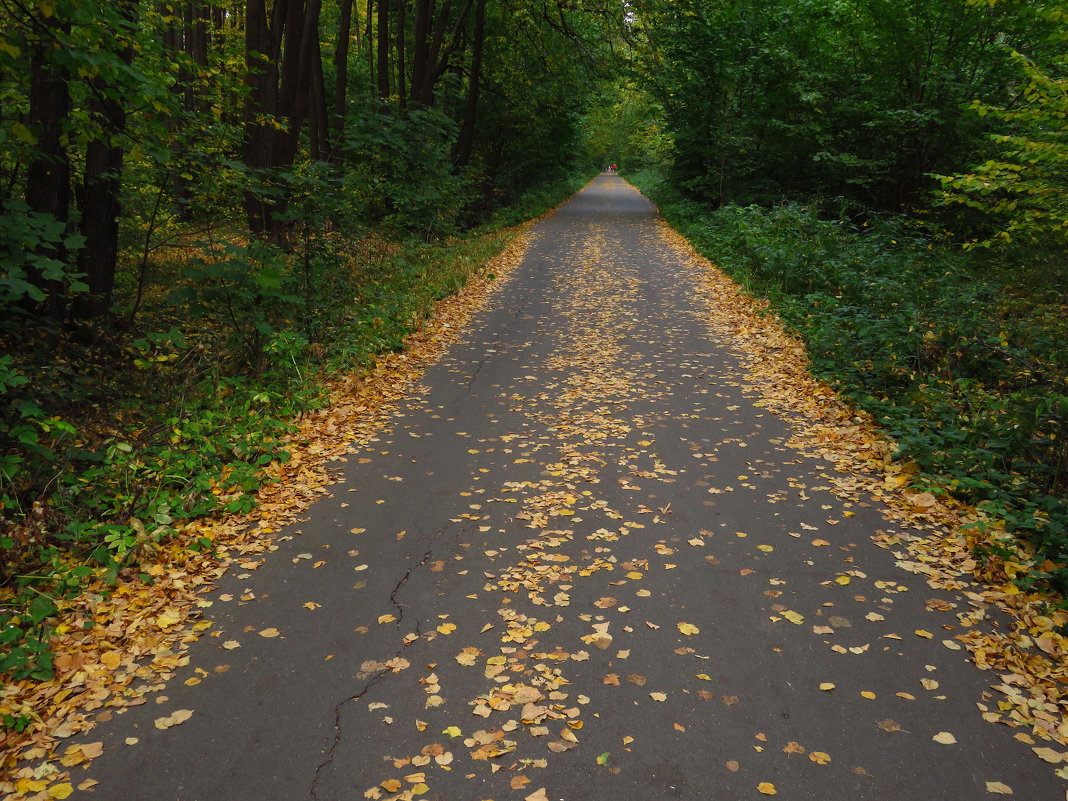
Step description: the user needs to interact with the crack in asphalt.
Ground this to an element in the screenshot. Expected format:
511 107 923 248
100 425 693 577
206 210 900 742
309 550 433 798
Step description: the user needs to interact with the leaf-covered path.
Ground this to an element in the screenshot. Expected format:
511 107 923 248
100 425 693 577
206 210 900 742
78 176 1060 800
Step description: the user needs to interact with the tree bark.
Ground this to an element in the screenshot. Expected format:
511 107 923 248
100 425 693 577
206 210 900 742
332 0 355 152
24 16 72 319
454 0 486 167
377 0 390 99
75 0 138 319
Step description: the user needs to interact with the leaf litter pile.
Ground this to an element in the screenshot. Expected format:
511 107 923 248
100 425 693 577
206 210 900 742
3 178 1067 800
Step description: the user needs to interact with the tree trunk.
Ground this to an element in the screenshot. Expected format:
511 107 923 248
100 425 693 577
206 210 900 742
410 0 432 104
332 0 355 153
243 0 325 241
454 0 485 167
376 0 391 99
396 0 407 108
24 17 72 319
75 0 138 319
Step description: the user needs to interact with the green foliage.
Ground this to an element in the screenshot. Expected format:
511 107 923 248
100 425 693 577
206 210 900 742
0 201 87 306
934 53 1068 249
633 169 1068 587
627 0 1061 210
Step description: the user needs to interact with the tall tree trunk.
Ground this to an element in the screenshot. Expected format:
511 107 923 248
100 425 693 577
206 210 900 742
454 0 485 167
24 17 72 319
396 0 407 108
377 0 390 99
332 0 355 153
75 0 138 319
410 0 432 104
243 0 324 241
243 0 282 237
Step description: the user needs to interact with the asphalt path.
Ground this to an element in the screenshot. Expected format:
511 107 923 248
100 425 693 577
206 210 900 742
80 175 1061 800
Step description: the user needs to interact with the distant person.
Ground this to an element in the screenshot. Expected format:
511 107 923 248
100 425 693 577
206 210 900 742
611 163 617 173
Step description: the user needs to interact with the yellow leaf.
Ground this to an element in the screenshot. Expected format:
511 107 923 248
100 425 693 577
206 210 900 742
782 610 804 625
757 782 777 795
985 781 1013 794
809 751 831 765
443 726 462 738
932 731 957 745
834 575 851 586
696 673 712 681
818 682 835 691
48 784 74 800
259 627 280 638
437 622 456 635
860 691 876 699
157 609 182 628
914 629 933 639
677 622 700 635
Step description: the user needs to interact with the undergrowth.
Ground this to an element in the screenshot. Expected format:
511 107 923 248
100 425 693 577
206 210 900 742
630 169 1068 594
0 171 592 689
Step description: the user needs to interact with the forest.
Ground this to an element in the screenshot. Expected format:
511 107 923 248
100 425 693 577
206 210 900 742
0 0 1065 687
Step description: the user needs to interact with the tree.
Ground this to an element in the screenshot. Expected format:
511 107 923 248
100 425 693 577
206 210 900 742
935 54 1067 249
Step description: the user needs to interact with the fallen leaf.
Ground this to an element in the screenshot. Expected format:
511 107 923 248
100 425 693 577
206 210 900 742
757 782 777 795
985 781 1013 795
677 622 700 635
932 731 957 745
259 628 280 638
877 719 902 733
809 751 831 765
1033 747 1062 764
649 692 667 702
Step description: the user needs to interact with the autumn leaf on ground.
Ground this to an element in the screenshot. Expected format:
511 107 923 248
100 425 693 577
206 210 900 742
932 732 957 745
154 709 194 730
258 627 280 638
809 751 831 765
525 789 548 801
649 692 667 702
985 781 1013 794
677 622 700 635
757 782 777 795
1032 747 1062 764
877 719 903 733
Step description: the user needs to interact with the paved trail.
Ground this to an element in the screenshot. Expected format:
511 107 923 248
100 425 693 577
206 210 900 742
83 176 1060 800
